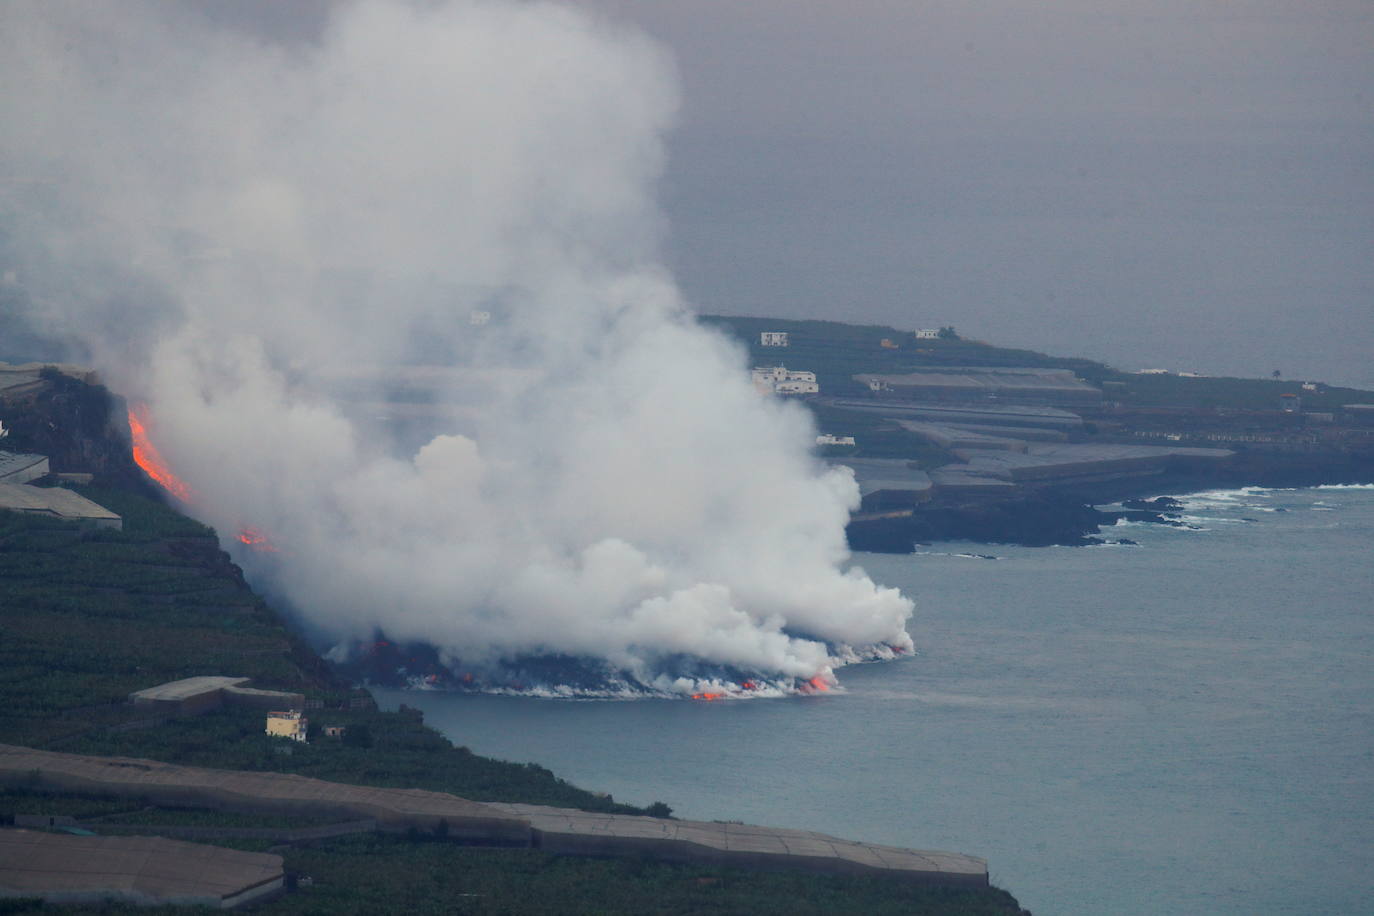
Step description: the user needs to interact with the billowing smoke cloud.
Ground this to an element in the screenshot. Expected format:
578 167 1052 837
0 1 912 695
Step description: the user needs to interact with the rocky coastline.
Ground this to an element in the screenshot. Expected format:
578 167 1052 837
845 451 1374 551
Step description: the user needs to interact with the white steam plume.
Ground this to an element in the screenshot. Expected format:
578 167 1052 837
0 1 912 695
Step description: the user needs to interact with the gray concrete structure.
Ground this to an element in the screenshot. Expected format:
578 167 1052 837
0 361 99 394
834 458 934 510
0 744 529 843
821 397 1085 430
129 677 252 716
0 483 120 528
0 364 47 398
926 467 1019 493
946 443 1233 487
0 451 49 484
894 421 1030 452
855 367 1101 405
488 803 988 887
0 829 283 909
898 419 1067 444
224 685 308 710
0 744 988 887
128 677 306 716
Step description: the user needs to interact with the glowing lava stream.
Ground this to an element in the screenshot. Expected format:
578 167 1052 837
128 405 277 553
236 527 279 552
688 676 833 700
127 405 193 502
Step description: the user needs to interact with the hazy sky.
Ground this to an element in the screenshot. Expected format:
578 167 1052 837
126 2 1374 386
584 1 1374 387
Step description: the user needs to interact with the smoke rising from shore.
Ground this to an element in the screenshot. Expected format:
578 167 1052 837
0 1 912 694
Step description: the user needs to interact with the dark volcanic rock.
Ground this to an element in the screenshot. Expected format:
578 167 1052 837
0 368 153 492
1104 509 1188 527
847 493 1111 551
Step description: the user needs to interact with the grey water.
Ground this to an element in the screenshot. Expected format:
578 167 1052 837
375 485 1374 915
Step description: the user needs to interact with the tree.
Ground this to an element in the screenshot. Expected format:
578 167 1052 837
645 801 673 818
1272 370 1282 378
342 724 373 748
938 326 959 340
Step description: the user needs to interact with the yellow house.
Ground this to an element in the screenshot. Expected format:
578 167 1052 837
265 710 307 743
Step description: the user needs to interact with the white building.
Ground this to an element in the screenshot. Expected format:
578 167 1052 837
752 366 819 395
914 329 941 340
866 378 891 392
1136 368 1172 375
760 331 789 347
816 434 856 446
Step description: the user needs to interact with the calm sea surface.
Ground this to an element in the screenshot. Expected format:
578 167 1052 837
376 485 1374 915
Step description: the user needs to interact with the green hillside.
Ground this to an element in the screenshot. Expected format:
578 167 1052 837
0 487 648 813
701 313 1373 411
0 490 1025 914
700 314 1114 395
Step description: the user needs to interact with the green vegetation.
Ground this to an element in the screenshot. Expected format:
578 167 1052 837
0 789 138 821
0 491 648 815
0 832 1025 915
703 313 1374 412
268 836 1024 916
0 496 316 746
1098 371 1371 411
702 314 1113 395
56 705 642 812
0 400 1027 912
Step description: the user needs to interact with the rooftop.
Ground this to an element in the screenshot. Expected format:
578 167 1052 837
0 483 121 527
487 803 987 885
0 451 48 482
1 744 988 886
854 367 1098 394
819 397 1085 430
0 829 282 908
834 459 933 496
128 676 251 703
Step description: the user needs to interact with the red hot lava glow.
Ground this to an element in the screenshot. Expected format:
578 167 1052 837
127 405 193 502
236 527 278 552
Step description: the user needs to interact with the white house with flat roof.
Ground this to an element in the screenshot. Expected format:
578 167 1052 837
752 366 818 395
760 331 789 347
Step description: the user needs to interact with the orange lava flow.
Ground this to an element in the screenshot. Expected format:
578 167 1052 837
127 405 193 502
807 676 831 692
236 527 278 552
691 692 726 701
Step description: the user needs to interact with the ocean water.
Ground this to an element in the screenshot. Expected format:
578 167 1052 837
375 485 1374 915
